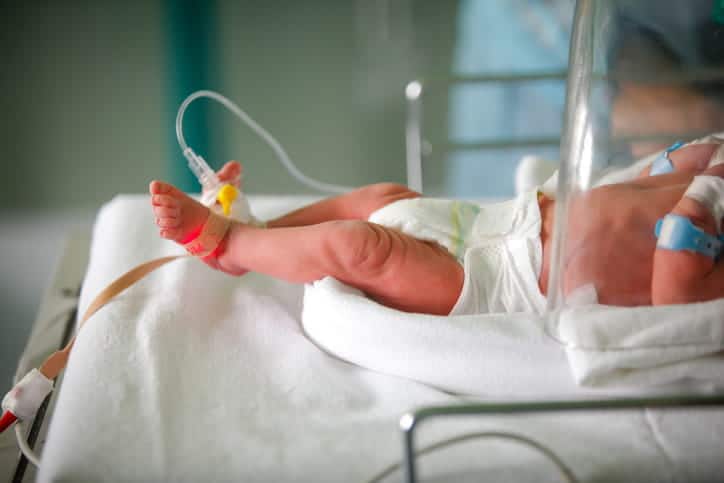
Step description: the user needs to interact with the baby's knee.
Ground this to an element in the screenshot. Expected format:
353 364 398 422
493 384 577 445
322 220 397 276
365 182 418 198
356 183 420 217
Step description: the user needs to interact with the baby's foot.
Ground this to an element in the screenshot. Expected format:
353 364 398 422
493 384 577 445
217 160 243 187
150 181 211 243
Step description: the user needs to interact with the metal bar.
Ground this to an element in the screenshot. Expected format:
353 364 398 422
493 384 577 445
610 130 719 145
449 71 567 84
446 137 561 150
440 66 724 85
444 130 717 152
401 393 724 483
405 81 424 192
608 66 724 85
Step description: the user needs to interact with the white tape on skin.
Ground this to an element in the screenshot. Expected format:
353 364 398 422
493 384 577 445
710 144 724 168
688 135 724 168
684 175 724 234
1 369 53 420
690 134 724 146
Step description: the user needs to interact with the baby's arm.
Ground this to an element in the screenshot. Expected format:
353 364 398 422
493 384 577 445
637 143 719 178
651 164 724 305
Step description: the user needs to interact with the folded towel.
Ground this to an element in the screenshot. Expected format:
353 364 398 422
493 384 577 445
558 301 724 387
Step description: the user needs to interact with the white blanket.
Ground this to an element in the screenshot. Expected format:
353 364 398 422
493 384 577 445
303 279 724 394
38 195 724 482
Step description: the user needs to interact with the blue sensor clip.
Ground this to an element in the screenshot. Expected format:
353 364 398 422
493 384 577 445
655 214 724 259
650 141 685 176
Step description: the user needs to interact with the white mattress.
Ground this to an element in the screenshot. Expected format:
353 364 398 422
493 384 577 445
38 195 724 482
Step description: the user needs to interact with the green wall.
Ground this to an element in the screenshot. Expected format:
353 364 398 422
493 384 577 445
0 0 458 211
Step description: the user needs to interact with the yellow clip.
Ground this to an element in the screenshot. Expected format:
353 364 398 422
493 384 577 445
217 184 238 216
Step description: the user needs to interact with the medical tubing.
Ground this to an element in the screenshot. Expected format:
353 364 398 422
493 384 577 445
15 421 41 467
8 306 77 468
176 90 354 194
11 366 42 468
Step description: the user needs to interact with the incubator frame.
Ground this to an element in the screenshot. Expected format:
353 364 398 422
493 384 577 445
397 1 724 481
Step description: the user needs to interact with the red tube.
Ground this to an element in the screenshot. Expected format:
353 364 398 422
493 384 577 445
0 410 18 433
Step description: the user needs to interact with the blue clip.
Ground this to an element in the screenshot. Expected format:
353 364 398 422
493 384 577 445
655 214 724 259
650 141 685 176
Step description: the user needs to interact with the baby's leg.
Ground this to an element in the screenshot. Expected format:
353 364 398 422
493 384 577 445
150 181 461 315
200 160 417 225
651 165 724 305
266 182 420 227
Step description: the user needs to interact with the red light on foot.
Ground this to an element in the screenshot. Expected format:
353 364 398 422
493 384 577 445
180 225 203 244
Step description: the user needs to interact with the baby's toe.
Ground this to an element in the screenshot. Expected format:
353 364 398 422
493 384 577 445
152 194 178 208
149 180 170 195
149 180 186 198
153 206 179 218
156 216 180 229
159 227 180 239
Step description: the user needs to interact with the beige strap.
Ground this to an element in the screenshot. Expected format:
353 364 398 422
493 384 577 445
39 254 188 380
183 211 231 257
39 211 237 380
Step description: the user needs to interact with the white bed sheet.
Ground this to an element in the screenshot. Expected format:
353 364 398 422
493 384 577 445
38 195 724 482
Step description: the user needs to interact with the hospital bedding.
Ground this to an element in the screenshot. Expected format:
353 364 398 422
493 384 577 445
305 279 724 394
37 195 724 482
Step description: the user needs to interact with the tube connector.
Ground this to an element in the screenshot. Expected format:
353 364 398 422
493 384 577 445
183 147 221 193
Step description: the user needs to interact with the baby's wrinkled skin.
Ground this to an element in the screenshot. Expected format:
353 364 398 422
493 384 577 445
150 143 723 315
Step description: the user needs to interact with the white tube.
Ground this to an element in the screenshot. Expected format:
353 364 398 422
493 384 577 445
176 90 354 194
15 420 41 467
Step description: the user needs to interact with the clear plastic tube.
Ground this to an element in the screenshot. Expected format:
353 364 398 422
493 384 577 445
175 90 354 194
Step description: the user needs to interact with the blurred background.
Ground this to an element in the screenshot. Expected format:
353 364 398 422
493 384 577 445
0 0 575 388
1 0 722 388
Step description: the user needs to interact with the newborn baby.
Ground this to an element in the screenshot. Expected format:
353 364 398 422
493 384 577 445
149 140 724 315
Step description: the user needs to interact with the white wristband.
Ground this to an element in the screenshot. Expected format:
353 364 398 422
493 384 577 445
1 369 54 420
684 175 724 234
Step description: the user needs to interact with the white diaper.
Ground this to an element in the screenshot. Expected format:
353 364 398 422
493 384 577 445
368 191 546 315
